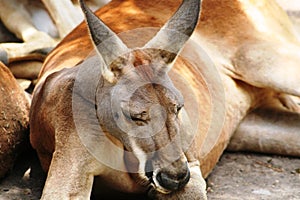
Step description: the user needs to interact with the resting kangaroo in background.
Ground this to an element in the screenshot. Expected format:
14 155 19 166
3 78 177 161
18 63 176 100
0 0 109 63
30 0 300 199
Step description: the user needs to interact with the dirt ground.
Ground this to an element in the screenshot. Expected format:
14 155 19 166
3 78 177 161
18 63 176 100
0 149 299 200
207 152 300 200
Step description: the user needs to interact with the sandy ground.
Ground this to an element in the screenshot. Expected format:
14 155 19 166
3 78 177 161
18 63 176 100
207 152 300 200
0 149 45 200
0 149 299 200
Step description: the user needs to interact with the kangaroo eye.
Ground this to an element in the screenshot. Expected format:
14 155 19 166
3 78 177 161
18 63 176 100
131 111 149 126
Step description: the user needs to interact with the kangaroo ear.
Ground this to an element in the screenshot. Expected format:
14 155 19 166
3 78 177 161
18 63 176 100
144 0 201 70
79 0 129 83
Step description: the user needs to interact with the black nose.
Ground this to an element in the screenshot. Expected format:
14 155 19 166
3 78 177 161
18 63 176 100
156 168 190 191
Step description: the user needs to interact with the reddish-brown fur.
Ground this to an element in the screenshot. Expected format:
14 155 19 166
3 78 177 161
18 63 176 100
0 62 30 178
30 0 300 199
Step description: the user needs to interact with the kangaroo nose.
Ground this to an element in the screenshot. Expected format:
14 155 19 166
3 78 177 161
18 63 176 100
156 167 190 191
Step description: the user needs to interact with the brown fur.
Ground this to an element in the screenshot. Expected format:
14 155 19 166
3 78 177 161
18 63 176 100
0 62 30 178
30 0 300 199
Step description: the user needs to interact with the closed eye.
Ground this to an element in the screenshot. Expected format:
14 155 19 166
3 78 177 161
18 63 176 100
130 111 149 126
131 116 148 125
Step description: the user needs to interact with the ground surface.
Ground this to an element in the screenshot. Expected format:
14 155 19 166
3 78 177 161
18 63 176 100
0 149 299 200
207 152 300 200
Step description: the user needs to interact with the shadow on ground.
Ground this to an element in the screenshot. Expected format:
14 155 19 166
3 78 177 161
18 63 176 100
0 150 299 200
